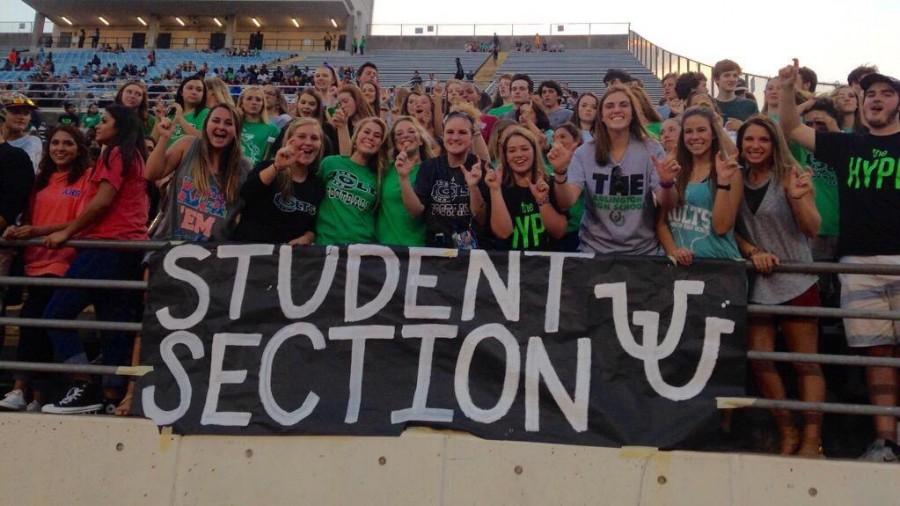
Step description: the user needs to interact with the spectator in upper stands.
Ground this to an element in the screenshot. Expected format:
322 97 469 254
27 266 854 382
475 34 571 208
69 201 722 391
572 92 599 143
779 62 900 462
314 65 339 108
323 31 333 52
40 105 148 415
237 86 279 165
734 113 824 457
315 117 389 245
115 81 155 138
539 80 574 129
551 85 679 254
0 126 88 413
359 36 367 56
847 64 878 98
81 103 101 130
603 69 634 88
91 28 99 49
832 85 862 132
1 93 42 172
455 58 465 80
263 84 292 130
77 29 85 49
205 76 236 109
234 118 325 245
165 74 209 147
675 72 708 101
57 102 80 128
657 73 680 119
713 59 759 128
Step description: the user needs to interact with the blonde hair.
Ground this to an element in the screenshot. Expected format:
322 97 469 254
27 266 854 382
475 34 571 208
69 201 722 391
276 118 324 198
190 103 244 204
350 116 389 203
238 85 270 123
388 115 437 161
205 76 235 108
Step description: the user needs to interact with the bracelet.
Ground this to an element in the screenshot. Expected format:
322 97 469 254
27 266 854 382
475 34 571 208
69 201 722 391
536 195 550 207
659 179 675 189
554 173 567 184
716 183 731 191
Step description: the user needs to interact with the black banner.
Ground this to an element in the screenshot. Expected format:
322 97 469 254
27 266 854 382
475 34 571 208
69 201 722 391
136 245 747 448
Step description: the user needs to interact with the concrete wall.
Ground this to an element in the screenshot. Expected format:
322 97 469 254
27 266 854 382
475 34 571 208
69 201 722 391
1 413 898 505
366 35 628 51
0 33 32 52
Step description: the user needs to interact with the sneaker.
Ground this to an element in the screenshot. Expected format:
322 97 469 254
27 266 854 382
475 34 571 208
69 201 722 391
41 382 103 414
859 439 899 463
0 389 27 411
25 400 42 412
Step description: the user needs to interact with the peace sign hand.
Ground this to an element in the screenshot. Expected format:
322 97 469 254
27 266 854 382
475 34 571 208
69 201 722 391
484 163 503 191
395 150 414 179
547 142 574 175
788 166 813 200
463 159 483 188
651 153 681 185
715 150 739 184
273 147 298 171
529 177 550 203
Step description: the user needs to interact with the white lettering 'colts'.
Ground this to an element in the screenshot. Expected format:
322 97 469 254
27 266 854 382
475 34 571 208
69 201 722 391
594 281 735 401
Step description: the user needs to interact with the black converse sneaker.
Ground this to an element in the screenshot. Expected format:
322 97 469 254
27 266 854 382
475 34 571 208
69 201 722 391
42 382 103 414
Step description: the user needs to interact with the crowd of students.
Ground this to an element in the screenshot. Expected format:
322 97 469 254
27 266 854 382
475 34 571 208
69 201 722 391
0 57 897 462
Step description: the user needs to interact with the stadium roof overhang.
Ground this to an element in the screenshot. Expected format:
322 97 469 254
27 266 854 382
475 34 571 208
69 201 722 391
23 0 353 29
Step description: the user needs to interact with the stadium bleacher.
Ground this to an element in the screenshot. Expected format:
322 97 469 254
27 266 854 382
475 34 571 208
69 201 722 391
496 49 663 103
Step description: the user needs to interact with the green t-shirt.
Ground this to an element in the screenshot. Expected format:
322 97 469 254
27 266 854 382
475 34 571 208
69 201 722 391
486 103 514 117
315 155 378 245
543 162 584 234
809 153 839 237
377 162 426 246
81 112 101 129
241 120 280 165
168 107 210 147
716 97 759 122
645 122 662 139
144 115 157 138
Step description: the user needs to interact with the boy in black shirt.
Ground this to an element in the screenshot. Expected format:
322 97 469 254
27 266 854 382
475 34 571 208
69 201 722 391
780 60 900 462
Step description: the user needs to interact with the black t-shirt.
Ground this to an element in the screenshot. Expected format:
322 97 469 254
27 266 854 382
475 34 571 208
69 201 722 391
0 142 35 228
414 153 481 247
815 131 900 256
483 181 564 251
233 160 325 243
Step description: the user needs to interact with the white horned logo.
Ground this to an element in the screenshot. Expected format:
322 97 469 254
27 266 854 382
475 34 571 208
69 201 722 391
594 280 735 401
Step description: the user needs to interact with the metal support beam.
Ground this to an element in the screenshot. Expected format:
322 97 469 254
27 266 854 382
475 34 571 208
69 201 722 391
0 317 141 333
718 397 900 417
0 361 151 377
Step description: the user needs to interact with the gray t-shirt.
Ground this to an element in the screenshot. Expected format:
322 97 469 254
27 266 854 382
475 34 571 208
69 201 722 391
8 135 42 174
568 137 665 255
547 107 574 129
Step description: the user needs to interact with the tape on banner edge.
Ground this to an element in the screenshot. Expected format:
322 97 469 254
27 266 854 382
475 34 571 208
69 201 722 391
716 397 757 409
117 365 153 376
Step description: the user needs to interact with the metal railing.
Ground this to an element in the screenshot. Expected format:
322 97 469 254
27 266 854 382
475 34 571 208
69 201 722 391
0 238 899 423
367 23 631 38
627 30 839 106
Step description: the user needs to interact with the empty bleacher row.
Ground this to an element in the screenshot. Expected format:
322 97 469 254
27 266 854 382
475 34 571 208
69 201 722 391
496 49 663 103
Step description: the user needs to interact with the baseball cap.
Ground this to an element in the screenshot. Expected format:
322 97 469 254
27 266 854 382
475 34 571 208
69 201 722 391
1 92 38 110
860 73 900 93
735 78 748 93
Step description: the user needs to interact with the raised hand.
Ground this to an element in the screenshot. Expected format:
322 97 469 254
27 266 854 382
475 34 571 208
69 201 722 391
724 118 743 132
668 98 684 115
787 166 813 199
463 159 483 188
431 81 444 101
651 153 681 185
529 177 550 203
715 150 739 184
484 163 503 191
273 146 298 171
330 107 348 128
778 58 799 89
156 118 175 140
547 142 574 175
395 150 414 179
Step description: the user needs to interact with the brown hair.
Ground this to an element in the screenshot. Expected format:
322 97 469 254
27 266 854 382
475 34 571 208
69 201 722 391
498 125 546 187
190 103 244 204
674 107 729 206
593 85 650 165
737 114 799 182
115 80 149 122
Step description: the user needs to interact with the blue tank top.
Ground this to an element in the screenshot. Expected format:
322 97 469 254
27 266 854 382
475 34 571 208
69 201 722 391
668 181 741 260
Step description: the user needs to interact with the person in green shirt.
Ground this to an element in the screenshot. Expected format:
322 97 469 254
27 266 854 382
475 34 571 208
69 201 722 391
315 117 389 245
167 75 209 147
80 103 101 129
377 116 430 246
237 86 280 165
